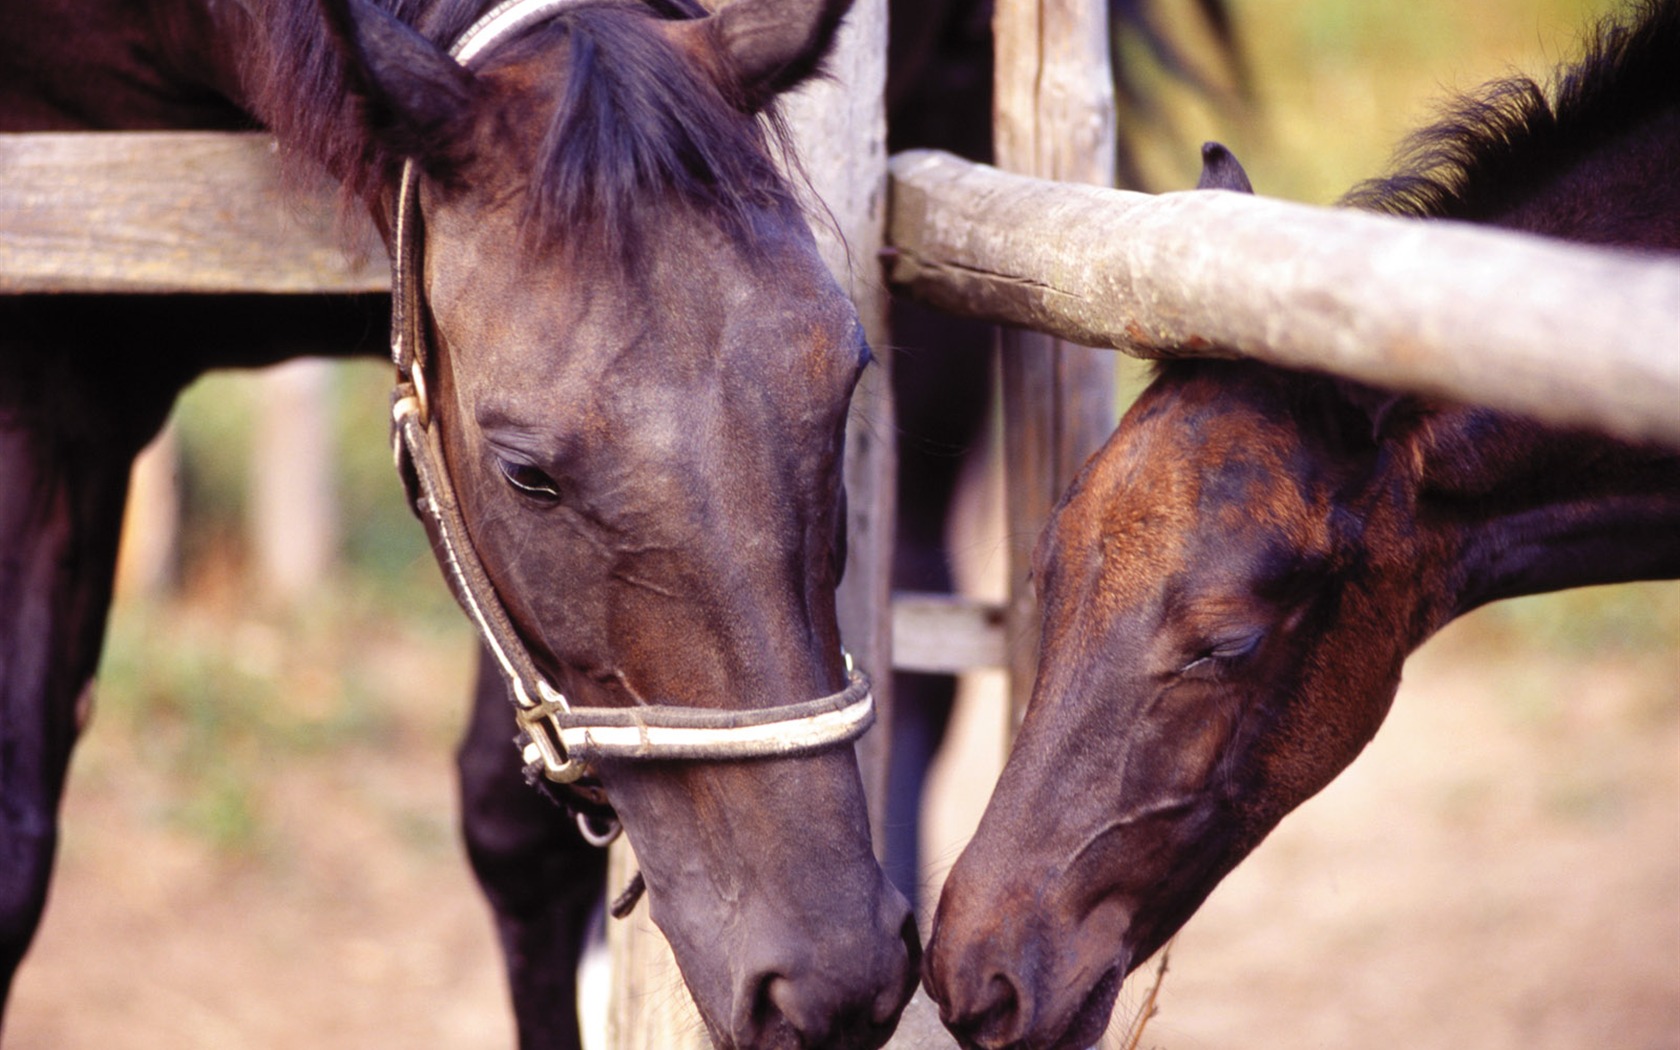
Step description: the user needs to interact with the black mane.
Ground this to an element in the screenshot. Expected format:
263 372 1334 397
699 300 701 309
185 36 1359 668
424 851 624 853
522 3 798 255
248 0 795 253
1340 0 1679 221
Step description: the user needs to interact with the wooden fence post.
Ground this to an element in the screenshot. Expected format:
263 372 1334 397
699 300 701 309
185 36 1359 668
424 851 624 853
116 426 180 597
991 0 1118 721
252 358 339 602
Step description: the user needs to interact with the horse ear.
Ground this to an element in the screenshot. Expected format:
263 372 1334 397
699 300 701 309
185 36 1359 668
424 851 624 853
671 0 855 112
1197 141 1254 193
318 0 478 178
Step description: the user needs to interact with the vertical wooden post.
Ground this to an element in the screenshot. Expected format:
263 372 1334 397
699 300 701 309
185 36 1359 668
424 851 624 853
116 425 180 597
605 842 705 1050
604 3 894 1046
992 0 1117 723
252 357 338 602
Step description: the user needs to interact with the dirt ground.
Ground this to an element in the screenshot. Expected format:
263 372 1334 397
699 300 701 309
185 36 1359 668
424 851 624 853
8 576 1676 1049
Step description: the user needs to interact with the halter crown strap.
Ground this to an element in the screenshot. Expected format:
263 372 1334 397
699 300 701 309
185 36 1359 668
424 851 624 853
386 0 875 788
450 0 591 64
390 0 591 393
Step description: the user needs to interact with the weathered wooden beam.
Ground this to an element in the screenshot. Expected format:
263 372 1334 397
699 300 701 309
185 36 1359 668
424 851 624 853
887 148 1680 448
0 131 386 294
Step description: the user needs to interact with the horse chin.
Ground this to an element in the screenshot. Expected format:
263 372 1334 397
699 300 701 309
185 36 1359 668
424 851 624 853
1053 963 1126 1050
1037 903 1139 1050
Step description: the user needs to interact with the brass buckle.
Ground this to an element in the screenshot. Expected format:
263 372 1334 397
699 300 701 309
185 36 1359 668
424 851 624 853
516 694 588 784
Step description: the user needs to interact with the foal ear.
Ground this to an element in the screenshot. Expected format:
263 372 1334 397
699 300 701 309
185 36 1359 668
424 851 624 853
1197 141 1254 193
671 0 855 112
318 0 478 178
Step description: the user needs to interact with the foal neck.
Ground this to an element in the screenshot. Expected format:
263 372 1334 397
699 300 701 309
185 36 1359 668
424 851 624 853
1411 407 1680 620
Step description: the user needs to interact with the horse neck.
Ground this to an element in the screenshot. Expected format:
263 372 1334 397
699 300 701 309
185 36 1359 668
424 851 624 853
1411 407 1680 622
1406 69 1680 623
1488 107 1680 250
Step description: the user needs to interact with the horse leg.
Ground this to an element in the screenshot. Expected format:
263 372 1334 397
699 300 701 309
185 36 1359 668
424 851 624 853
458 648 607 1050
0 348 171 1032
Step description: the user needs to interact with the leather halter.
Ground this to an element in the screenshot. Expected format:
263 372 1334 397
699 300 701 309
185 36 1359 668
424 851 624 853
387 0 875 790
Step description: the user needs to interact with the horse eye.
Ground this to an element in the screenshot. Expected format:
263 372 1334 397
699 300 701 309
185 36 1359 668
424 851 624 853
1180 630 1264 677
498 459 562 503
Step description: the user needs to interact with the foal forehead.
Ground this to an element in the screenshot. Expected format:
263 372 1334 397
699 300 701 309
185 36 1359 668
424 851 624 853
1046 380 1329 613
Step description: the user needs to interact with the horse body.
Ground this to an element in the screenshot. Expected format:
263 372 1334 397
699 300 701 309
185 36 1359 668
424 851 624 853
924 3 1680 1047
0 0 247 131
0 1 921 1048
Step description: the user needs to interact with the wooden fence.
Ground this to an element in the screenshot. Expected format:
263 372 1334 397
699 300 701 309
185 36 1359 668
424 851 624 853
5 1 1678 1047
887 148 1680 448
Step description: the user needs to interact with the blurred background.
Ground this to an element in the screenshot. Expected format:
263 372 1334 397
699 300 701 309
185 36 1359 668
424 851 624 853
8 0 1676 1047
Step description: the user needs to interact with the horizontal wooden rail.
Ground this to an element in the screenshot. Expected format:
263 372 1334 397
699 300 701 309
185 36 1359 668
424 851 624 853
892 593 1007 673
887 149 1680 447
0 131 386 294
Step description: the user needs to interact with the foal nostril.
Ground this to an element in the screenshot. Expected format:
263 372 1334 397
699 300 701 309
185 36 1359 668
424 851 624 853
978 973 1022 1030
941 970 1029 1049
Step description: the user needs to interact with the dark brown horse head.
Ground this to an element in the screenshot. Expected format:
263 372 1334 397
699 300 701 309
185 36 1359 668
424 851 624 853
923 147 1430 1047
322 0 916 1046
925 348 1430 1049
931 344 1680 1050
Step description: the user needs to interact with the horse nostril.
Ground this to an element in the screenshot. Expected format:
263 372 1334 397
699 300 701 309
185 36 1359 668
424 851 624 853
730 884 918 1049
735 969 798 1049
739 929 916 1050
944 970 1027 1049
760 972 877 1049
979 973 1022 1028
759 974 803 1043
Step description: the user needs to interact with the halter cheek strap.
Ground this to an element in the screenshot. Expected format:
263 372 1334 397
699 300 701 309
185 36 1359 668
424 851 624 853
387 0 875 792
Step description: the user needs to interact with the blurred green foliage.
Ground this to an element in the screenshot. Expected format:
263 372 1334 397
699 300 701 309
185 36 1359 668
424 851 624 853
98 361 473 854
169 361 460 616
1121 0 1610 201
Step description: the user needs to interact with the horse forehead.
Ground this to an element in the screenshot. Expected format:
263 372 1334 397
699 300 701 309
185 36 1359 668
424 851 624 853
1044 425 1196 621
448 286 861 477
1049 399 1323 614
